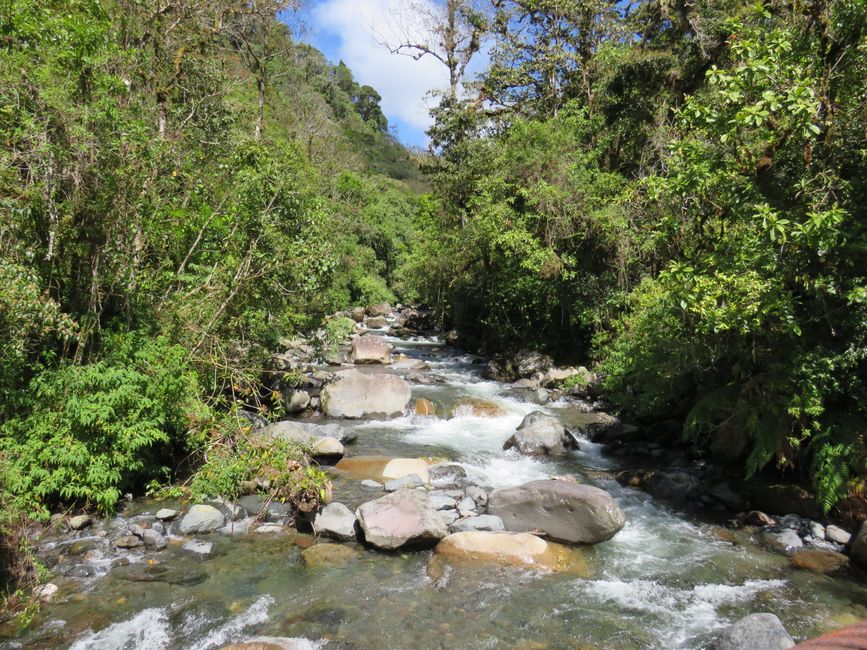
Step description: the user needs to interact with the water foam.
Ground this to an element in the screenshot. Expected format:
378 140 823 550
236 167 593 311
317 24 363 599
69 607 171 650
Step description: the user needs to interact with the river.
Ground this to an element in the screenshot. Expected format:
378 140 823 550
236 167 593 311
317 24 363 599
5 330 866 649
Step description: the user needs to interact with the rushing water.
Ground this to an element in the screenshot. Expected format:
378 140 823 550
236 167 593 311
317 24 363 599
4 332 866 649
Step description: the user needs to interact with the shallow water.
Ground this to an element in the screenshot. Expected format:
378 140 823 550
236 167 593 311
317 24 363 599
4 334 866 649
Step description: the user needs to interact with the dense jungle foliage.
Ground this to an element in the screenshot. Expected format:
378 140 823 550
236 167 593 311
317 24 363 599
417 0 866 515
0 0 424 601
0 0 865 609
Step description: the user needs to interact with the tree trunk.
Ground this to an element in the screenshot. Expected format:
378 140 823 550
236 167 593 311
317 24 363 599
255 77 265 140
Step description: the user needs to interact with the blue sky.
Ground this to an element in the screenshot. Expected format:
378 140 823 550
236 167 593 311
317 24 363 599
292 1 453 148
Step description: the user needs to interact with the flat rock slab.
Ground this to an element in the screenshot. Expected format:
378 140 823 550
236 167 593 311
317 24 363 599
335 456 429 484
431 531 592 576
356 489 448 550
488 480 626 544
321 370 411 418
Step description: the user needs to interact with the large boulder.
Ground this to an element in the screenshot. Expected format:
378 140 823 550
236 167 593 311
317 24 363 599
710 613 794 650
396 307 436 332
850 521 867 570
178 505 225 534
355 489 448 550
485 350 554 382
365 303 392 317
432 531 592 575
644 471 701 504
313 502 357 542
349 336 392 364
320 370 411 418
364 316 389 329
749 483 821 518
488 480 626 544
503 411 578 456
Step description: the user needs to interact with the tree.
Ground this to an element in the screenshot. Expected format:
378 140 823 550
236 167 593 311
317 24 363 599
380 0 487 100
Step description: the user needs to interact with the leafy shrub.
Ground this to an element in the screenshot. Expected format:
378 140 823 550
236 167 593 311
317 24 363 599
190 418 331 518
317 316 356 359
0 334 202 518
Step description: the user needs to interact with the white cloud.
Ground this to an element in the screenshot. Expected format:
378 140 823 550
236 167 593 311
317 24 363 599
312 0 449 133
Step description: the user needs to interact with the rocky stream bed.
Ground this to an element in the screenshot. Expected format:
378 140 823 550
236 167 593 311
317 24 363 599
2 307 866 649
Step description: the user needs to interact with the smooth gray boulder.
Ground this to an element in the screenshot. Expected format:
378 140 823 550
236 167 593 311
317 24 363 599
155 509 178 521
321 370 411 418
313 502 357 542
825 524 851 546
451 515 505 533
488 480 626 544
350 335 392 364
356 489 448 550
710 613 794 650
503 411 578 456
178 505 225 534
68 515 92 531
142 528 167 550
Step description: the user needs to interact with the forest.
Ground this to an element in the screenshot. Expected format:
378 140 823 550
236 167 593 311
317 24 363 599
1 0 865 617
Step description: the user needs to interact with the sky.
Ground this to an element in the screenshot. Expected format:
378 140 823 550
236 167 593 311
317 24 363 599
294 0 452 148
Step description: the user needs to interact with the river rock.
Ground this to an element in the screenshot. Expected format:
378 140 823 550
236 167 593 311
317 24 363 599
644 471 700 503
302 543 361 568
350 335 392 364
260 420 356 445
281 389 310 414
321 370 411 418
825 525 851 546
762 529 803 555
364 316 389 329
432 531 591 575
311 437 344 460
429 493 458 510
451 398 508 418
155 508 178 521
182 539 214 559
114 535 141 549
503 411 577 456
349 306 366 322
336 456 430 483
396 307 436 331
366 303 392 317
850 521 867 569
790 549 848 573
428 463 467 489
313 502 357 542
415 398 437 416
178 505 225 534
385 473 424 491
467 485 488 508
744 511 776 527
488 480 626 544
451 515 505 533
355 489 448 550
710 613 794 650
68 515 92 531
142 528 168 550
